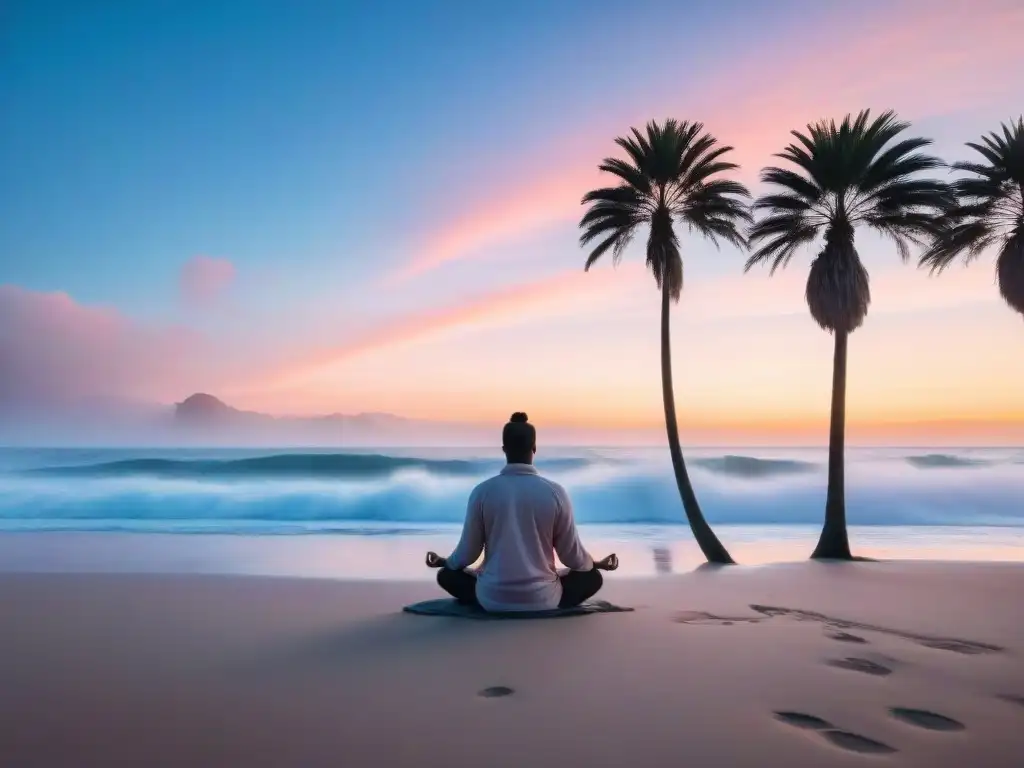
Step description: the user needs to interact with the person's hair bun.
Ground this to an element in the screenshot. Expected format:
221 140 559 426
509 412 529 424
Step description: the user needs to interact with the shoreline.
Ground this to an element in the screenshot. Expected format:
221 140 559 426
1 527 1022 582
1 561 1022 767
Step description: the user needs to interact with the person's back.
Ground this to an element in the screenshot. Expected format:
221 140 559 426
428 412 617 612
454 464 591 611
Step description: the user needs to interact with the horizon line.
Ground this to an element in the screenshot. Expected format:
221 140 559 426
1 443 1019 451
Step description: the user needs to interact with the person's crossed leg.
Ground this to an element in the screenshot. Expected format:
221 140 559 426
437 565 606 610
436 567 479 606
558 567 604 608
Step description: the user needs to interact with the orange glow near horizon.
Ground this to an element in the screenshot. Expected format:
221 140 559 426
222 257 1024 445
228 266 633 399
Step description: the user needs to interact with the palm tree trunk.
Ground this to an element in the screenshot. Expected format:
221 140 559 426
811 328 853 560
660 278 735 565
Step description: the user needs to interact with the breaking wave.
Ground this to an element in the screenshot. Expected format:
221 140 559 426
2 446 1022 533
691 455 816 477
905 453 991 469
26 453 596 480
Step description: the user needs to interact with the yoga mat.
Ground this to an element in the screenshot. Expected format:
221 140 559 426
403 598 634 620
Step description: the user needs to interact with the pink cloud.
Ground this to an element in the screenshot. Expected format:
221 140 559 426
241 266 635 395
179 255 235 306
395 171 602 279
0 285 205 408
396 0 1024 280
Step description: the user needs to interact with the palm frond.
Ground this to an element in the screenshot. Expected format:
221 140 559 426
687 215 749 251
920 116 1024 304
678 140 728 187
752 193 813 213
858 139 942 193
758 167 823 205
749 109 948 329
965 139 1006 169
579 185 646 269
597 158 652 195
579 119 751 299
680 157 740 192
746 213 819 274
582 230 629 271
919 218 996 272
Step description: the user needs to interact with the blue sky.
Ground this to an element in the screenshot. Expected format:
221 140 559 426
2 0 1023 443
1 0 803 313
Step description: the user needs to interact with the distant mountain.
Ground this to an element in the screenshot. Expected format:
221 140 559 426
0 392 664 447
171 393 485 445
175 393 272 425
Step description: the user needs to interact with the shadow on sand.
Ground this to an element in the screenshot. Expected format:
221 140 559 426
222 611 496 681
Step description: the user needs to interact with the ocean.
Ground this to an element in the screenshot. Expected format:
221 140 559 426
1 446 1022 577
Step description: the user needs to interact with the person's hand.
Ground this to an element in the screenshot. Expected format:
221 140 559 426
595 553 619 571
425 551 447 569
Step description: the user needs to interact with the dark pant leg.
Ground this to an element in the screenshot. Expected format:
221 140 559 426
437 567 479 606
558 568 603 609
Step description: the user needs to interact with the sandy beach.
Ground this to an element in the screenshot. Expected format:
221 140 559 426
1 561 1021 767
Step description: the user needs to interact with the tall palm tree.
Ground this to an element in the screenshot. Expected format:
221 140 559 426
920 118 1024 317
746 110 951 560
579 119 751 565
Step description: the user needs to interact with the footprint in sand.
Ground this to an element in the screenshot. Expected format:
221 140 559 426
678 605 1002 657
774 711 833 730
773 711 897 755
747 605 1003 655
823 730 897 754
889 707 965 732
673 611 761 626
478 686 515 698
826 630 868 644
826 657 893 677
916 638 995 655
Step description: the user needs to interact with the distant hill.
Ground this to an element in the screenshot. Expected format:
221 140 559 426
175 393 273 425
171 393 483 445
0 392 665 447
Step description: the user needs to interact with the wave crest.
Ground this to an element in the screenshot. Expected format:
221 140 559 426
692 455 817 478
905 454 990 469
27 453 597 480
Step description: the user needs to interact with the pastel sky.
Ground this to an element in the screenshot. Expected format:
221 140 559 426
2 0 1023 444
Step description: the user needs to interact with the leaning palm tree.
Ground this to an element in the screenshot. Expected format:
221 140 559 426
579 119 751 565
746 110 951 560
920 117 1024 318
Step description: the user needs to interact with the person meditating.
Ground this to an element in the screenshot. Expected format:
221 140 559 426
426 412 618 612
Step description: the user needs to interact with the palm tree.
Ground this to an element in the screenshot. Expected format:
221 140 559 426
579 119 751 565
746 110 951 560
920 118 1024 317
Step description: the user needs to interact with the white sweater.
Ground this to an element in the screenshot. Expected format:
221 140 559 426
445 463 594 611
